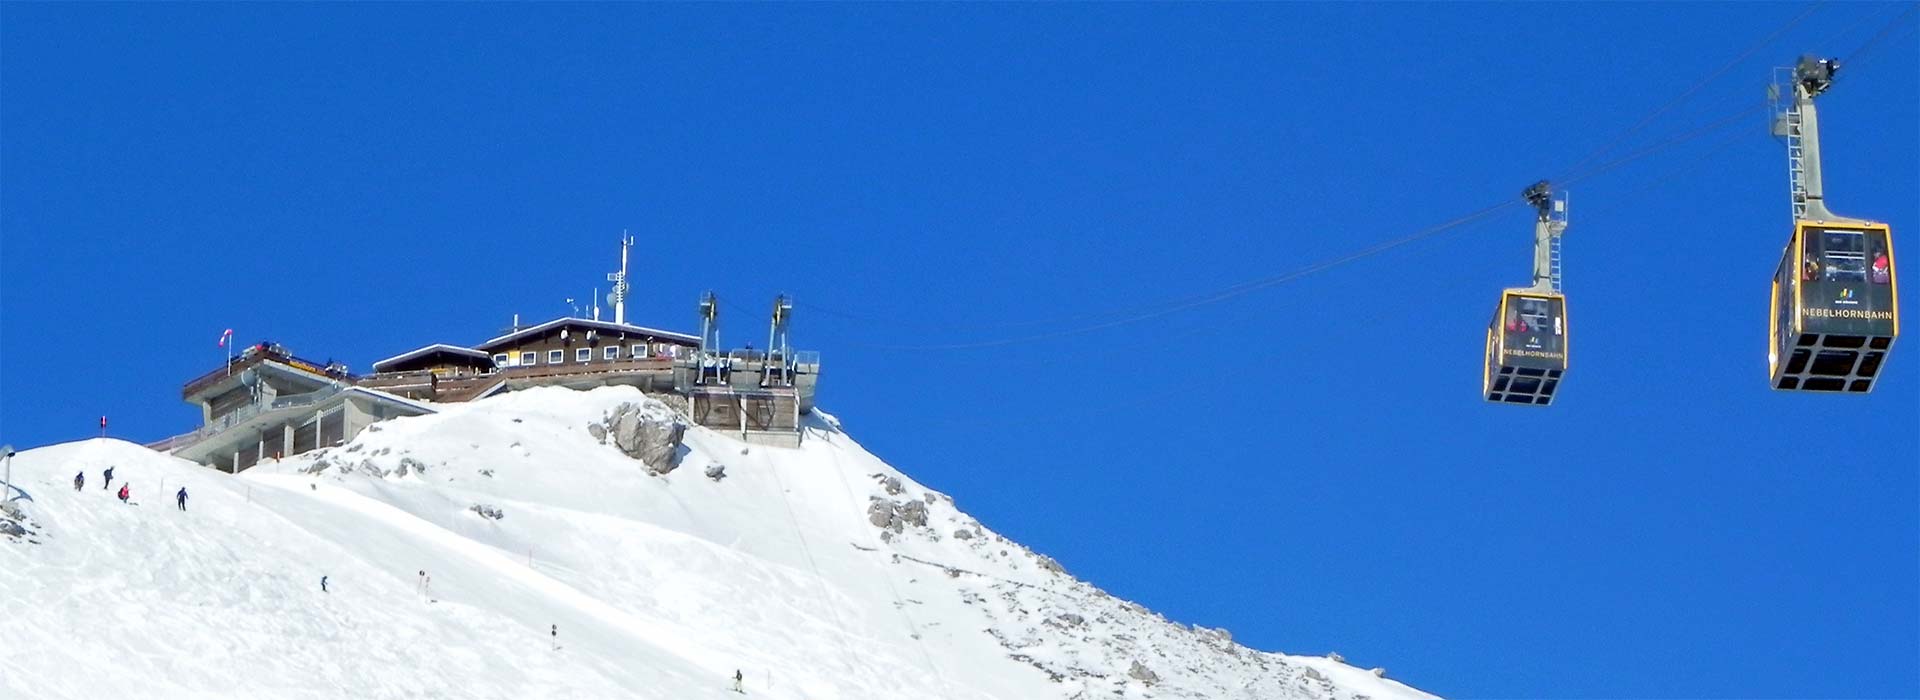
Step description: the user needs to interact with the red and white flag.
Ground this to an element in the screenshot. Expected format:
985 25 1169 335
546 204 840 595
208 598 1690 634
218 328 234 348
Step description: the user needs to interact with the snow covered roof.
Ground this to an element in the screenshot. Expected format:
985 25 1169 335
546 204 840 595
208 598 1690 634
476 317 700 351
371 344 494 372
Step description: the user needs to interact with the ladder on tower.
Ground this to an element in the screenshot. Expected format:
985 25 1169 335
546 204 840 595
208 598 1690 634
1771 67 1809 220
1548 235 1564 293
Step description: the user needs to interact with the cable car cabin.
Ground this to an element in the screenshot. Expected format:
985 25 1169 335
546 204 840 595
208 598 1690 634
1769 221 1899 392
1484 291 1568 405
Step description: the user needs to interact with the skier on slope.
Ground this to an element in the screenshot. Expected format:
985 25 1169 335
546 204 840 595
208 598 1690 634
176 487 188 512
117 484 130 504
73 471 84 491
102 466 115 490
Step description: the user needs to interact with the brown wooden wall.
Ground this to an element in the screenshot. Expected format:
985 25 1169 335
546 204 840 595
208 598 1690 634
482 324 696 370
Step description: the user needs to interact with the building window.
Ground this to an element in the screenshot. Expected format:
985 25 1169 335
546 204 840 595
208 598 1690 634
605 346 620 360
632 344 648 358
493 353 509 367
520 351 536 366
547 350 563 364
576 348 591 362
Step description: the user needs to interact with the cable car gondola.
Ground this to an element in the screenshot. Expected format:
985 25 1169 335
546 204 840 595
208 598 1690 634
1484 181 1570 406
1767 56 1899 393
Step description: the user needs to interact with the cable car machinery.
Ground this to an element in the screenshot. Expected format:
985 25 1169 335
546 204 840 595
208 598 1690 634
1767 55 1899 393
1484 181 1571 406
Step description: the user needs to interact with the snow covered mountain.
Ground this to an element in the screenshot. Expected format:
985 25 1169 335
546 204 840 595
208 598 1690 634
0 386 1434 700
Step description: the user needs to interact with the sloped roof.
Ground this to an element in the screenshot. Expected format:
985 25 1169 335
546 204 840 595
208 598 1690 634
371 344 493 372
476 317 700 351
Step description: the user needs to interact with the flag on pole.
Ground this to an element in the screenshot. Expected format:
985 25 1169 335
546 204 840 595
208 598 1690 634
218 329 234 348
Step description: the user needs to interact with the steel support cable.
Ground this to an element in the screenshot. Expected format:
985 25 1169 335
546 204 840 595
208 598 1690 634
840 93 1784 354
845 199 1521 351
1564 99 1775 186
1814 3 1910 54
800 6 1911 354
1580 6 1917 203
1553 2 1825 182
1842 2 1920 68
800 10 1822 348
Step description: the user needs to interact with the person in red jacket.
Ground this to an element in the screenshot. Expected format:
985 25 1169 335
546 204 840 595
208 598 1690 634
117 484 130 504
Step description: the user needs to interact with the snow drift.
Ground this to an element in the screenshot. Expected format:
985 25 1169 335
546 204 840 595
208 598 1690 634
0 386 1433 700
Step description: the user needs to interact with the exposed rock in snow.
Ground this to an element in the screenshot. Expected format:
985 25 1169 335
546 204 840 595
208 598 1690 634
704 464 727 481
1128 660 1160 685
599 401 685 474
396 457 428 478
469 504 505 520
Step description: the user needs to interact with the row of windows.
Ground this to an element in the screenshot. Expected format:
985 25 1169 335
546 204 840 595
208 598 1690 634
491 344 669 368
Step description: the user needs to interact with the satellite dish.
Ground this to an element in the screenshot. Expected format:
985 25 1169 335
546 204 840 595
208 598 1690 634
240 368 259 387
606 292 619 308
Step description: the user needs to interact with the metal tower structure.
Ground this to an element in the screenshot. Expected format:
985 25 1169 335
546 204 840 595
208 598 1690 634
1770 55 1870 225
1522 180 1569 293
606 232 634 325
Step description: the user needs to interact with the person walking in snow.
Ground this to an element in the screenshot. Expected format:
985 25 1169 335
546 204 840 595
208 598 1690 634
321 575 329 593
732 669 743 693
117 484 130 504
176 487 188 511
74 471 84 491
102 466 114 490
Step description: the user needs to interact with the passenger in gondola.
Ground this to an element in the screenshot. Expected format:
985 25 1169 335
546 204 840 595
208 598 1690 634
1504 309 1528 333
1802 253 1820 281
1870 247 1891 284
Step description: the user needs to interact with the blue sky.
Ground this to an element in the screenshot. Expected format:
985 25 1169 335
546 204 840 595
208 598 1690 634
3 3 1916 697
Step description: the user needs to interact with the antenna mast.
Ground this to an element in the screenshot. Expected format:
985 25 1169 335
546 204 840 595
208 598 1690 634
607 231 634 325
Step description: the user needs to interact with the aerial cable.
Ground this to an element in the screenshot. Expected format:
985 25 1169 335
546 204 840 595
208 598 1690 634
1611 124 1756 202
842 88 1793 354
1841 2 1920 68
846 199 1521 351
1555 2 1823 183
804 5 1906 354
812 429 961 699
1564 98 1775 186
1814 3 1910 54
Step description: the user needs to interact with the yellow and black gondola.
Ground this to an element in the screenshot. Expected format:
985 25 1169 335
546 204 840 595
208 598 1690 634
1766 56 1899 392
1484 181 1570 406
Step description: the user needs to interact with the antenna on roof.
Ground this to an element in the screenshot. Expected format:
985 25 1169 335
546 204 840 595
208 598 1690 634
607 231 634 325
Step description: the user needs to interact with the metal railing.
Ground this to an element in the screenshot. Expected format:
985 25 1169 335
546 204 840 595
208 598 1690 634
161 383 353 453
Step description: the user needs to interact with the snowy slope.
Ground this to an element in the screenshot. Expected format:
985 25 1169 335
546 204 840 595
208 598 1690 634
0 386 1435 700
